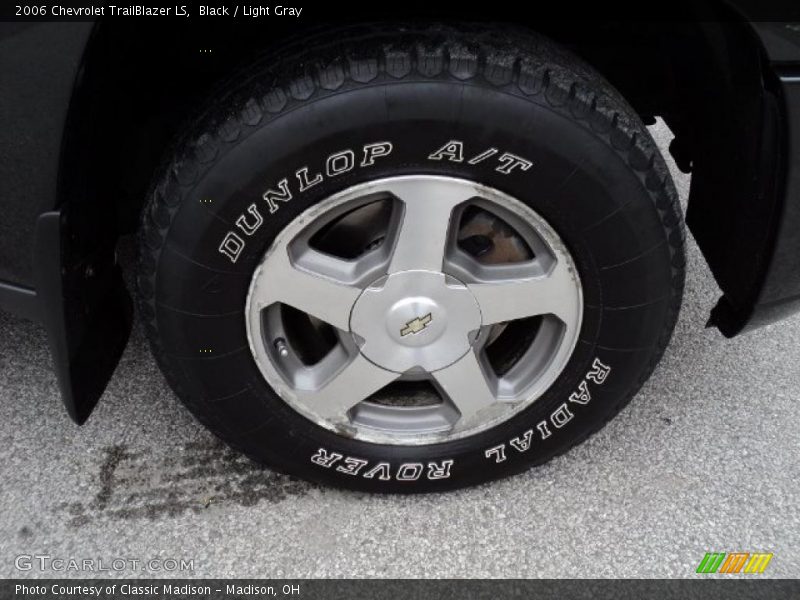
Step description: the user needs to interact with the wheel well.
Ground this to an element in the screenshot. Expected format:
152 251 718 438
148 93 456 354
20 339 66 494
60 9 779 335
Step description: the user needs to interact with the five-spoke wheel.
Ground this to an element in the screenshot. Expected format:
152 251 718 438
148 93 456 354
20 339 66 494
246 176 583 444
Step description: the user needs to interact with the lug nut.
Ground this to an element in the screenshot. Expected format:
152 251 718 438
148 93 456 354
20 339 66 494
274 338 289 358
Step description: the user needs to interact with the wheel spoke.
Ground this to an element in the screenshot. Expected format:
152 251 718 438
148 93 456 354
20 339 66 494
386 178 471 273
468 259 580 329
297 354 399 422
432 350 498 426
252 249 362 331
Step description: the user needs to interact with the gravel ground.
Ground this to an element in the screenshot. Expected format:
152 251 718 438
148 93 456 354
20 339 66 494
0 122 798 579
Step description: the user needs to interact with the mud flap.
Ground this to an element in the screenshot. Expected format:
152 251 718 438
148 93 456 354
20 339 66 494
33 210 132 423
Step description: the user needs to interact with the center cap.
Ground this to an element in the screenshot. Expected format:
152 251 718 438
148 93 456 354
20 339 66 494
350 270 482 373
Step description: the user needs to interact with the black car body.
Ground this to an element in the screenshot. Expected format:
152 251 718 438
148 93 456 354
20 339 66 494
2 3 800 424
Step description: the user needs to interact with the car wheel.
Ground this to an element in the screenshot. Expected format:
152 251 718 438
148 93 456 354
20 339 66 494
137 25 685 492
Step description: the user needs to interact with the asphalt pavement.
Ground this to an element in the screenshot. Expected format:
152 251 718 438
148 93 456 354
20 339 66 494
1 122 798 578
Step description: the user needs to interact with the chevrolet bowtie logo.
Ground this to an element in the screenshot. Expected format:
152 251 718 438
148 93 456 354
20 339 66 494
400 313 433 337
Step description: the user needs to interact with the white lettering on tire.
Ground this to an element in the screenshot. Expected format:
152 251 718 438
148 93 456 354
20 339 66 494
483 357 613 464
427 140 532 174
362 462 391 481
218 232 246 264
296 166 323 192
496 152 533 174
361 142 393 167
551 403 575 428
509 429 534 452
586 358 611 384
218 138 533 263
326 149 356 177
310 448 343 468
335 457 369 476
310 453 455 482
536 420 552 440
235 203 264 236
569 380 591 405
484 444 507 464
396 463 424 481
426 460 454 480
218 141 395 263
262 178 293 214
467 147 499 164
428 140 464 162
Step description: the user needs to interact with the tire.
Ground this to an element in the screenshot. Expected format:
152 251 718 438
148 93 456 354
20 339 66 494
137 25 685 492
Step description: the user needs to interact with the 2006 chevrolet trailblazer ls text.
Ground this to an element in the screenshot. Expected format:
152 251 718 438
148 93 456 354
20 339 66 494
2 4 800 491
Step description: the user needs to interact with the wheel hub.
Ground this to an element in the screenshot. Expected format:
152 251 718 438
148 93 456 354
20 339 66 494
350 270 482 373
